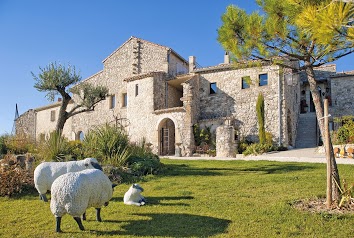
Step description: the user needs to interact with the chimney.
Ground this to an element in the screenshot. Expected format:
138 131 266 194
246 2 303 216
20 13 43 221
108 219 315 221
224 52 230 64
189 56 196 73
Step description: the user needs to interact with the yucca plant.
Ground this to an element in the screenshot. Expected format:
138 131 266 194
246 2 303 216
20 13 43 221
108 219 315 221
37 131 68 161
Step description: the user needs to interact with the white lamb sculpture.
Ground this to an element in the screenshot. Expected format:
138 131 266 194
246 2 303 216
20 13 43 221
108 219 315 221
123 184 146 206
34 157 102 202
50 169 115 232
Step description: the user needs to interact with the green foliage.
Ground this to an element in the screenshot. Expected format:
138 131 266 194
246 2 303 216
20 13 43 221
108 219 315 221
32 62 109 132
256 93 266 144
67 140 85 160
265 131 273 145
218 1 354 70
334 179 354 209
0 134 9 156
37 131 69 161
237 139 252 154
4 134 36 155
127 138 163 177
70 82 109 110
295 0 354 45
241 132 285 155
83 123 130 167
332 116 354 144
32 62 82 102
242 142 274 156
126 153 162 177
193 124 214 148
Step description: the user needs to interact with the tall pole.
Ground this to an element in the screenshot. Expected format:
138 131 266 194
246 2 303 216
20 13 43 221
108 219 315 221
324 99 332 208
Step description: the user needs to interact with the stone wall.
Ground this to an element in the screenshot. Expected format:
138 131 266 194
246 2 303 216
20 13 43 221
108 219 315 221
153 72 168 110
197 65 282 143
68 37 186 141
168 52 188 76
167 84 183 108
127 76 155 143
15 109 36 140
35 103 73 140
330 74 354 118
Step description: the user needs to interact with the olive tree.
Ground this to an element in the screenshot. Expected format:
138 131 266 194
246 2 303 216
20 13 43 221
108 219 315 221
32 62 109 132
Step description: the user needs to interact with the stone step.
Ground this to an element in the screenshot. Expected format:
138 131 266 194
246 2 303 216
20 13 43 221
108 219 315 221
295 113 317 148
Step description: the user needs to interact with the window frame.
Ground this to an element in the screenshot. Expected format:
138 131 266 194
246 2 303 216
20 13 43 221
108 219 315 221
122 93 128 107
241 76 250 89
109 95 116 109
50 110 56 122
259 73 268 86
209 82 217 95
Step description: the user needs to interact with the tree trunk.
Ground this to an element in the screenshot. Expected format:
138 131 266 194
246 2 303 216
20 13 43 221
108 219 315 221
56 96 70 133
324 99 332 208
305 66 341 204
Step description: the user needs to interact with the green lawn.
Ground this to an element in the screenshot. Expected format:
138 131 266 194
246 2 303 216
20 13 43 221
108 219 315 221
1 159 353 237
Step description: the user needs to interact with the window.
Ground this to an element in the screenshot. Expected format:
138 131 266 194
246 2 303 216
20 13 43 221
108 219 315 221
241 76 250 89
122 93 127 107
50 110 56 122
109 95 116 109
259 73 268 86
135 84 138 96
210 82 217 94
78 131 84 141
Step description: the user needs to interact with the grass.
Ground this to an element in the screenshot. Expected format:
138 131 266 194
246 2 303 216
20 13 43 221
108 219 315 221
1 159 354 237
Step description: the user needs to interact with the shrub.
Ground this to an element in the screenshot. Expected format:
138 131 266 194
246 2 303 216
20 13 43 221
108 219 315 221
0 134 9 156
242 143 274 156
83 123 130 167
126 153 162 176
0 156 34 197
67 140 85 160
4 133 35 155
36 131 69 161
332 115 354 144
193 124 215 148
237 139 252 154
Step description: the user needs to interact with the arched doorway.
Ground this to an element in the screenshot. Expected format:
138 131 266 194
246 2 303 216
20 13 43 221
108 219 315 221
158 118 176 156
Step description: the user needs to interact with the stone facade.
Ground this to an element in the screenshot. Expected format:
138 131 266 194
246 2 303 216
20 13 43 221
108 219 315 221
330 71 354 118
17 36 351 157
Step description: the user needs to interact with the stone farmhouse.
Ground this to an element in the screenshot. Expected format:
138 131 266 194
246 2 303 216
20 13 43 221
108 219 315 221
16 36 354 157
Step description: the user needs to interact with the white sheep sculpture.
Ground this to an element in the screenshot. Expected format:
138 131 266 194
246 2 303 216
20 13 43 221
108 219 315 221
50 169 115 232
123 184 146 206
34 157 102 202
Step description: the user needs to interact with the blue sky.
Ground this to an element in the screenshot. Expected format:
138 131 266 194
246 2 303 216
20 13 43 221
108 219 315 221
1 1 354 135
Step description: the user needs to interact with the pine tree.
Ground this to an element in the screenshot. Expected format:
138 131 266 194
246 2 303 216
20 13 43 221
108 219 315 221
218 0 354 204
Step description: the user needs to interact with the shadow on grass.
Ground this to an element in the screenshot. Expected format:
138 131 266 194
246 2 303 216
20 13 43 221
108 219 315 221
160 162 316 177
95 213 231 237
239 163 316 174
111 195 194 206
160 164 222 177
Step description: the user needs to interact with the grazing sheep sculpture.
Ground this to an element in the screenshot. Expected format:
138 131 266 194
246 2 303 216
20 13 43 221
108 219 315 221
34 158 102 202
123 184 146 206
50 169 115 232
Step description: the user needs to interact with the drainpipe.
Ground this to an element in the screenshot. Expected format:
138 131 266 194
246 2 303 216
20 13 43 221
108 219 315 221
278 71 282 146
